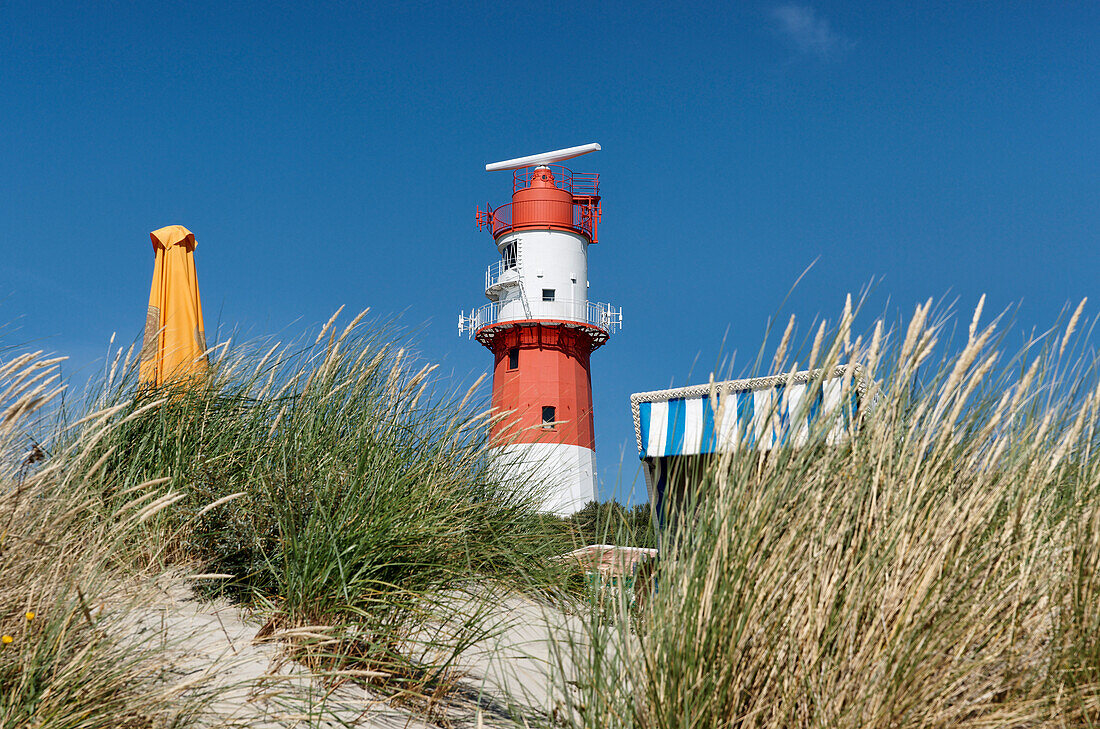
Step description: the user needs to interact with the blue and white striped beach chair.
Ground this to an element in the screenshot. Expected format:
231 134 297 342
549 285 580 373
630 365 865 512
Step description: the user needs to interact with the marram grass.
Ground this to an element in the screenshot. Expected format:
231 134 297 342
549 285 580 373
0 349 210 728
12 299 1099 728
29 310 579 717
557 297 1100 729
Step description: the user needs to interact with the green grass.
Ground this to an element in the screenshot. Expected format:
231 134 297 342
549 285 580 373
1 311 591 725
37 310 581 713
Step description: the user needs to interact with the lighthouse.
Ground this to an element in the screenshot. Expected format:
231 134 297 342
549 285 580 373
459 144 622 515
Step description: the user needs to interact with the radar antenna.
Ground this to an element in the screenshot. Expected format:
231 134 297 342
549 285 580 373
485 143 601 172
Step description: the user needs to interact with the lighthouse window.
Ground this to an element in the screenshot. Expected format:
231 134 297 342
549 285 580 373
502 242 517 270
542 406 556 428
508 347 519 370
542 289 555 302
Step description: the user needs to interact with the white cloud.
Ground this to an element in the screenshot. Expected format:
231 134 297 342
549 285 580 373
772 4 850 58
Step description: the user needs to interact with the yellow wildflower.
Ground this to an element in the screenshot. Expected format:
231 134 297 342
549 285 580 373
25 611 35 621
1 635 12 644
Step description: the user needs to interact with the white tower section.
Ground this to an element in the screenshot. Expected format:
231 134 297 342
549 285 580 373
493 228 591 326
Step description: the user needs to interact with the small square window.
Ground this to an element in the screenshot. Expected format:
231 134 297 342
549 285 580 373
508 347 519 370
542 289 555 302
542 405 556 428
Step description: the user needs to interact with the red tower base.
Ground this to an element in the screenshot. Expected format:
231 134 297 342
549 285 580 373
482 322 599 514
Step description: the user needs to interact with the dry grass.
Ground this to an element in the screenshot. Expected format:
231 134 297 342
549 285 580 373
558 297 1100 728
0 350 212 728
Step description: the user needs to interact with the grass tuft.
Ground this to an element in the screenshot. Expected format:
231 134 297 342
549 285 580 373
45 312 577 708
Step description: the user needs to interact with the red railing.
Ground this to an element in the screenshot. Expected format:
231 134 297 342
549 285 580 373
512 164 599 196
477 200 601 243
476 164 602 242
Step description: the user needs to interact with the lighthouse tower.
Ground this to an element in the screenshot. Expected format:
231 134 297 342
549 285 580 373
459 144 622 515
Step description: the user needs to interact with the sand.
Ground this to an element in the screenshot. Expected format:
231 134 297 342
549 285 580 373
113 573 585 728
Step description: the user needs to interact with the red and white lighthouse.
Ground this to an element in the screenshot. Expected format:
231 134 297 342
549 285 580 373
460 144 622 515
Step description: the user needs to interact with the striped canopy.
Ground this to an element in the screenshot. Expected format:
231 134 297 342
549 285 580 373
631 367 863 459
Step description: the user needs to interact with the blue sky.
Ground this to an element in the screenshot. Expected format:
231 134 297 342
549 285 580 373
3 1 1098 502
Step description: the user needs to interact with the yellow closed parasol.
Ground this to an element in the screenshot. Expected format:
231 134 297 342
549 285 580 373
138 225 208 386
